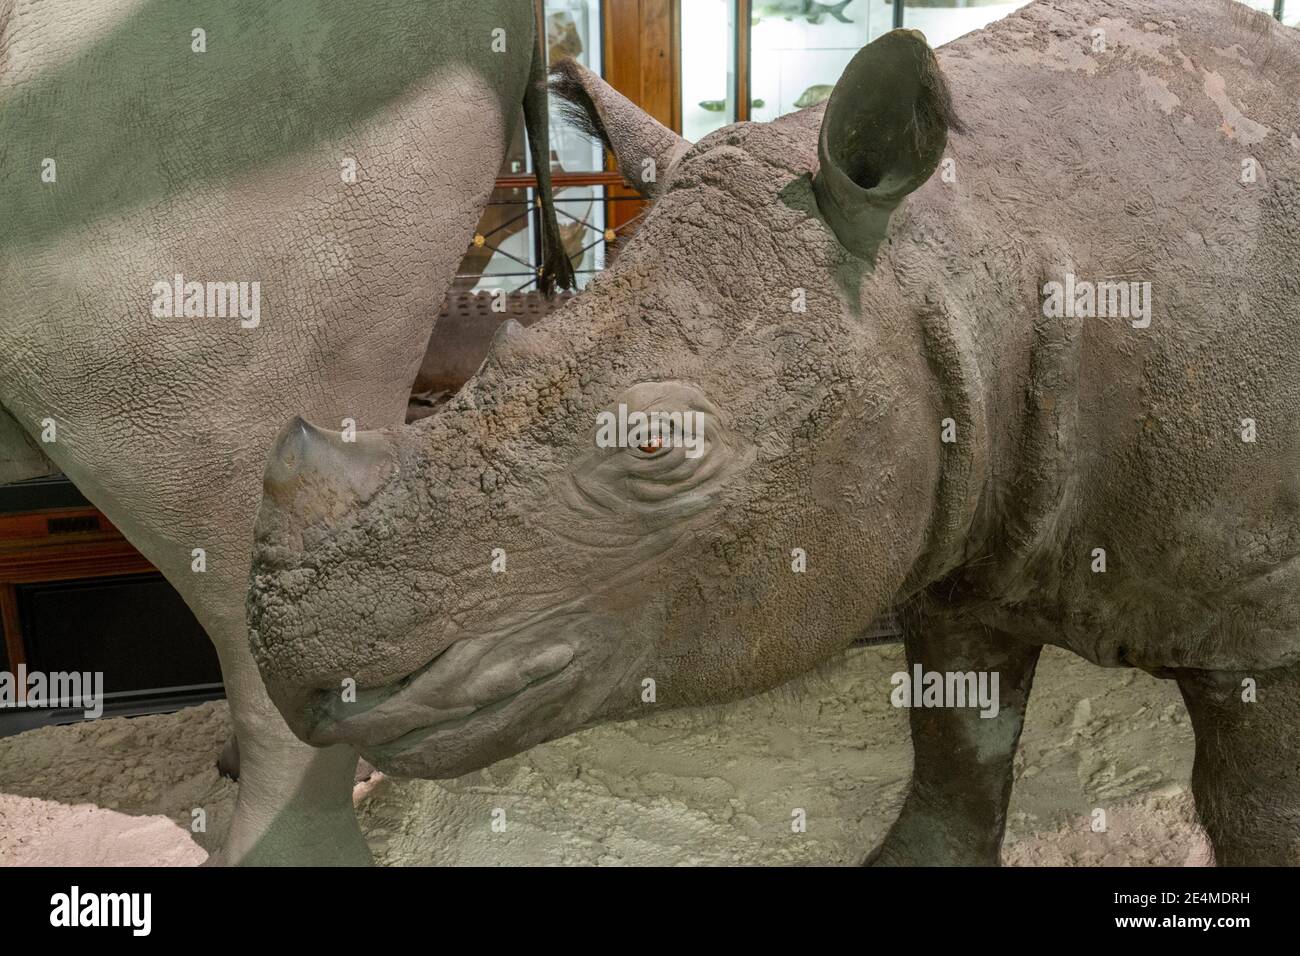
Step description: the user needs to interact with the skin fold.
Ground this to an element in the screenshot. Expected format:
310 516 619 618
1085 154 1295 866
250 0 1300 865
0 0 570 864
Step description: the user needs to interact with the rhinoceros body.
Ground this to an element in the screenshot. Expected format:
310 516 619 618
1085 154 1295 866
250 0 1300 865
0 0 572 864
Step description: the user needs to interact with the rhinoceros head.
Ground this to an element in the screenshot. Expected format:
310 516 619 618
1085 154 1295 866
249 29 963 778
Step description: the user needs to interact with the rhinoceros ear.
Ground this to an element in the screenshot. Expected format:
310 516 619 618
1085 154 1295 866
549 58 690 201
812 29 964 262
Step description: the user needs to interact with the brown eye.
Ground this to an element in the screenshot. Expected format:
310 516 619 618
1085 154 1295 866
637 435 665 455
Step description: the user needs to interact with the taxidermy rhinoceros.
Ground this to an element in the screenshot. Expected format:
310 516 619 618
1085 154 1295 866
249 0 1300 866
0 0 572 865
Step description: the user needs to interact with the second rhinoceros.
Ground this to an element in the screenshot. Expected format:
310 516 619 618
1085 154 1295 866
249 0 1300 865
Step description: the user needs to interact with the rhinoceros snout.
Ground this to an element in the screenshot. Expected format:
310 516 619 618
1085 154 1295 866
261 416 397 530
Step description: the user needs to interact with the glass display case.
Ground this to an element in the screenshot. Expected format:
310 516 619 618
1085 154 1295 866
750 0 894 123
547 0 606 176
458 0 614 293
683 0 1293 129
681 0 738 142
683 1 1038 127
750 3 1046 123
901 1 1033 48
468 0 1296 295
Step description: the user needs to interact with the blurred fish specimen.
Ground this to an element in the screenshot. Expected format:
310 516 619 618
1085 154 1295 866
752 1 854 25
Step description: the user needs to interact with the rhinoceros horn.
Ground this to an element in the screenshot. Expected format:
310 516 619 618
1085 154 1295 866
813 29 965 262
549 58 690 201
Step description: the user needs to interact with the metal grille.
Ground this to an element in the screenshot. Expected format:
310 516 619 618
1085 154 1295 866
457 191 646 293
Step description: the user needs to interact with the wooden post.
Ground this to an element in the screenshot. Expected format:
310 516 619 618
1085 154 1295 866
602 0 681 231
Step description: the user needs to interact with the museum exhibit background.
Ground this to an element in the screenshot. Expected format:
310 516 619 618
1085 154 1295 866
1 0 1298 868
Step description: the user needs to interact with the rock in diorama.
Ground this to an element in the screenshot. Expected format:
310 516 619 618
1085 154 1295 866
250 0 1300 866
0 0 572 865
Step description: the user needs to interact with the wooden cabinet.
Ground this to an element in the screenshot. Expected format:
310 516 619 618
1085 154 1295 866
0 485 219 716
0 501 153 683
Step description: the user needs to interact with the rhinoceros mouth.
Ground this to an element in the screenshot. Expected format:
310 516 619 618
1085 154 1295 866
352 662 576 762
287 613 583 753
303 655 574 750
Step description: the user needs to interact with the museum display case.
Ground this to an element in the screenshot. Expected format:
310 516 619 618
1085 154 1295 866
685 1 1035 130
459 0 621 293
458 0 1297 292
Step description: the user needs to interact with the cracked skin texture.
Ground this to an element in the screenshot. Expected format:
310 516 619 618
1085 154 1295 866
252 0 1300 864
0 0 560 864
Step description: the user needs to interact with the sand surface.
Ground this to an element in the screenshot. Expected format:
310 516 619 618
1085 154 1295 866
0 643 1210 866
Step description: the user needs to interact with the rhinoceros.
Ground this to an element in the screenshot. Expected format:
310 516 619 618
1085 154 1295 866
0 0 573 864
249 0 1300 866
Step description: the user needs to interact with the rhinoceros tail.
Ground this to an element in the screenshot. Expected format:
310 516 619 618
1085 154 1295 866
547 57 614 155
525 17 577 296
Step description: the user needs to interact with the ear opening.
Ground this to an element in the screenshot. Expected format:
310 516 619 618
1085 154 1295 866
813 29 965 261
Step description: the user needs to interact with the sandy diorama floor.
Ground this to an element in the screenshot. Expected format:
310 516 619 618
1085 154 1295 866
0 643 1210 866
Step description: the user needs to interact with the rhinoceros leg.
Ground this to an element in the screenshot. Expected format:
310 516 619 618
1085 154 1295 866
1176 664 1300 866
868 621 1041 866
203 625 371 867
216 728 374 784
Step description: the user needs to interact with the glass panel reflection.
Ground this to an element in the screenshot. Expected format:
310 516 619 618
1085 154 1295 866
750 1 894 123
460 1 606 290
682 0 738 142
546 0 605 175
903 1 1032 48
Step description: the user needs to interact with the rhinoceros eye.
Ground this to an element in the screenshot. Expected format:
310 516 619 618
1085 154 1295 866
634 419 676 457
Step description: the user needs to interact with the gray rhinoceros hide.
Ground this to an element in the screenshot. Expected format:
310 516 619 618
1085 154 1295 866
249 0 1300 865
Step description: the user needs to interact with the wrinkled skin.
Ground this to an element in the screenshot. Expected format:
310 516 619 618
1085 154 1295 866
252 0 1300 864
0 0 570 864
